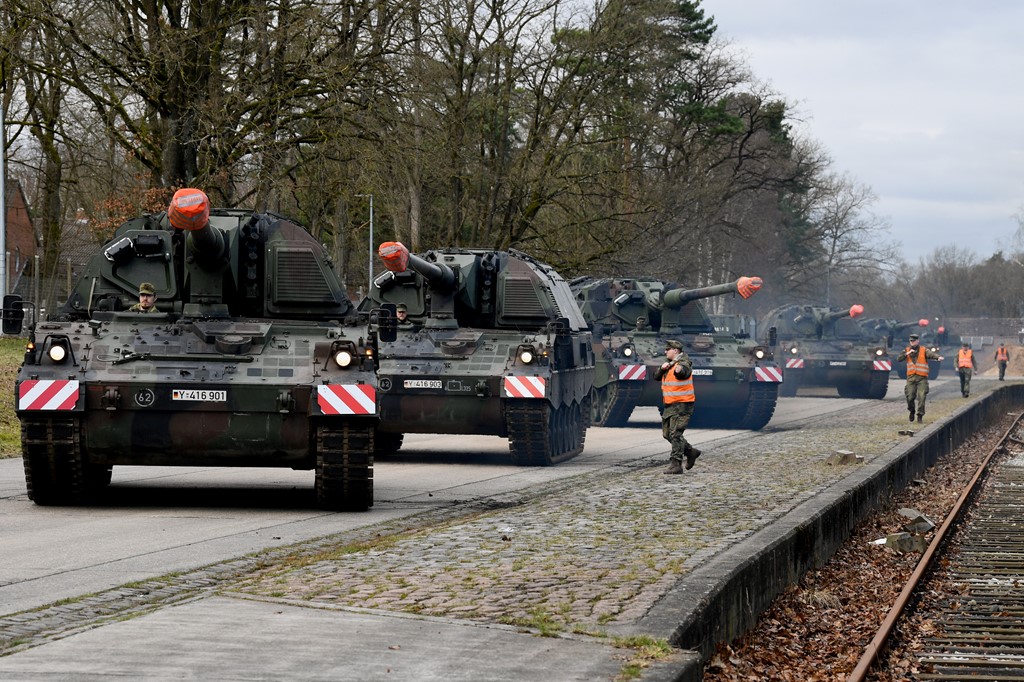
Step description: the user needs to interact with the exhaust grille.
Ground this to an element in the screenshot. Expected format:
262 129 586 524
273 247 338 304
501 278 549 318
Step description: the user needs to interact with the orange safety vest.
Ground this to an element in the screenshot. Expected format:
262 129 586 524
905 346 930 377
997 347 1009 361
957 348 973 369
661 365 695 404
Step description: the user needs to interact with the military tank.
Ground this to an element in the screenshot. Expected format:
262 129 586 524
363 241 594 465
572 276 782 429
765 304 890 399
5 189 378 511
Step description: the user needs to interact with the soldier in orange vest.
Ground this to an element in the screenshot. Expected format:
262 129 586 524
656 339 699 474
994 343 1010 381
956 342 977 398
896 333 944 424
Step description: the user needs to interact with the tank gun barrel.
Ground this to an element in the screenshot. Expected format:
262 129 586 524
170 188 226 266
660 276 762 309
795 304 864 325
892 318 929 333
379 241 457 294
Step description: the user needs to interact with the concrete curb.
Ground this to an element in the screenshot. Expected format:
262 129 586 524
631 384 1024 681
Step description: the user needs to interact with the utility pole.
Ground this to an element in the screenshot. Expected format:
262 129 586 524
356 194 374 293
1 97 7 303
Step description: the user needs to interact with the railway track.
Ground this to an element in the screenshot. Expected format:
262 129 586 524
850 412 1024 681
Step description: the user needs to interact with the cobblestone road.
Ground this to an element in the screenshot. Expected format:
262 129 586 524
0 388 967 654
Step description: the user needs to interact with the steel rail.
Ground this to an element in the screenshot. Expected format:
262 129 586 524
846 411 1024 682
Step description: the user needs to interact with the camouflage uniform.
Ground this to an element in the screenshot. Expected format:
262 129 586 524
655 340 699 472
896 336 942 421
128 282 158 313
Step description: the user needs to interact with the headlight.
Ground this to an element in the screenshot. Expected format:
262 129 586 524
622 346 633 358
790 347 799 355
48 344 67 362
520 349 535 364
753 348 766 360
875 348 884 357
334 349 354 367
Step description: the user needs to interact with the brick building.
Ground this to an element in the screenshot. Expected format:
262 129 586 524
4 179 38 293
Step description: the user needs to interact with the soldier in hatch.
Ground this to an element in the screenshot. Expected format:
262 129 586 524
128 282 158 313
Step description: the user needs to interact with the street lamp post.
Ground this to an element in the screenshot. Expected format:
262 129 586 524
356 194 373 293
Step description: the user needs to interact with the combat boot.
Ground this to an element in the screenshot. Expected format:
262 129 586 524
664 460 684 475
685 448 701 470
916 415 923 424
908 409 915 423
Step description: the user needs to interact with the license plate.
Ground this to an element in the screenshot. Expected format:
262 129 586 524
172 389 227 401
404 380 442 389
691 369 713 376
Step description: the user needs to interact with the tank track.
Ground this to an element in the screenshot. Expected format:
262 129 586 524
864 370 889 400
837 371 889 400
315 421 374 511
506 400 586 466
591 381 642 427
373 431 405 456
21 416 86 505
778 371 801 397
734 382 780 430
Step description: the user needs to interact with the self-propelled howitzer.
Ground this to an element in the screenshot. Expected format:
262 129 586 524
572 276 782 429
364 241 594 465
765 303 891 399
7 189 378 511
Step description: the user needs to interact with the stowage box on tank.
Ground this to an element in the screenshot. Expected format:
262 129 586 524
364 242 594 465
5 189 378 511
572 276 783 429
764 303 891 399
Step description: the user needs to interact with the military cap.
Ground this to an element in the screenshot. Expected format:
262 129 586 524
139 282 156 295
962 341 970 347
908 333 919 341
665 339 684 351
396 303 408 312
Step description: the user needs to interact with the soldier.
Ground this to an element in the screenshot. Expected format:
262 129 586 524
896 333 943 423
395 303 415 330
656 339 700 474
956 341 977 398
128 282 158 313
994 342 1010 381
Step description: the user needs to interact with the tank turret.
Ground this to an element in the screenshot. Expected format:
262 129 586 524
13 189 378 512
59 188 354 321
365 241 594 466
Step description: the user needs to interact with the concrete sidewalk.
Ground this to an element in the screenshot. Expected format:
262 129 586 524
1 379 1015 682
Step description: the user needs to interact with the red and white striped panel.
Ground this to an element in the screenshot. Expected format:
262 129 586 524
873 360 892 371
618 365 647 381
785 358 804 369
317 384 376 415
503 376 546 398
19 380 80 411
754 366 783 382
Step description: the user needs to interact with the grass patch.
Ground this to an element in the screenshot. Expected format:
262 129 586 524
0 336 26 458
612 635 673 681
498 607 565 637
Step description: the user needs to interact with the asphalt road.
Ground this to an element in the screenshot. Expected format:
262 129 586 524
0 392 884 616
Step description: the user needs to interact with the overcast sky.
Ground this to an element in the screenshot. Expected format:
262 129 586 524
700 0 1024 264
